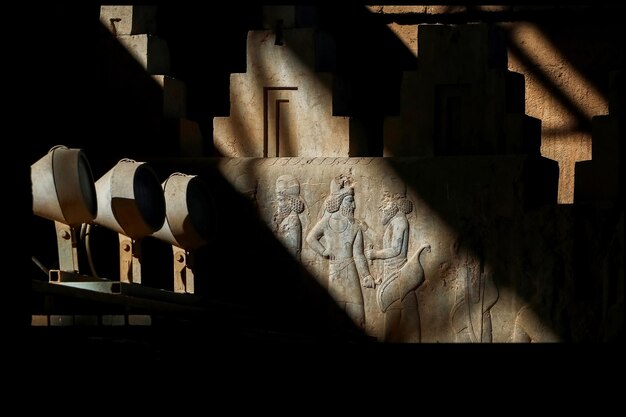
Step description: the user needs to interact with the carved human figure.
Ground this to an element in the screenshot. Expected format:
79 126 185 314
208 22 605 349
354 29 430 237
272 174 305 261
306 174 374 330
365 178 430 343
449 238 498 343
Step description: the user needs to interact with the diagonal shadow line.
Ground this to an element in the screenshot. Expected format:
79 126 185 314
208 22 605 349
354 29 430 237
379 5 621 105
453 4 597 135
204 6 563 342
155 3 264 156
339 7 567 340
234 6 560 340
28 4 608 342
26 6 369 342
502 28 593 134
145 157 370 341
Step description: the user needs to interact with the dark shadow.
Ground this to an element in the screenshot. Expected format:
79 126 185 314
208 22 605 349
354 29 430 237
155 4 264 156
147 158 370 341
377 5 624 138
317 5 417 156
23 4 622 350
515 8 624 105
25 4 370 353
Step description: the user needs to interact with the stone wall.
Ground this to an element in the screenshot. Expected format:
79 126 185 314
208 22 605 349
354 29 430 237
222 156 558 342
26 5 623 342
368 5 624 203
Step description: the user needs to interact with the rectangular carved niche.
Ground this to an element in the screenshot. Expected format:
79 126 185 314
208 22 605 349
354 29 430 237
264 87 298 157
434 84 471 155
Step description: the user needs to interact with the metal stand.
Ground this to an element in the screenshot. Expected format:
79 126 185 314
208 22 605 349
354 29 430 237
54 221 79 272
173 246 195 294
119 234 142 284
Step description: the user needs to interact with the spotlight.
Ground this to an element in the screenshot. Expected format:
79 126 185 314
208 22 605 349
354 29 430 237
152 173 215 293
94 158 165 284
31 145 97 273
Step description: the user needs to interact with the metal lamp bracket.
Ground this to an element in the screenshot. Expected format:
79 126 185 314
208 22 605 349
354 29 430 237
173 247 195 294
119 234 142 284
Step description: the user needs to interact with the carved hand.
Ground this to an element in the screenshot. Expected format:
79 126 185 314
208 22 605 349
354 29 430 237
362 275 375 288
322 248 335 260
365 248 376 260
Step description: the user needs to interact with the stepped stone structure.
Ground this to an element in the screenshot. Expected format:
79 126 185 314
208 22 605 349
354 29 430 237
100 5 203 156
205 14 565 342
384 23 539 157
213 15 365 157
29 5 622 343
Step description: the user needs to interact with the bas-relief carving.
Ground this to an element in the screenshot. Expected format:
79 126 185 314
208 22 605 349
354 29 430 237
218 159 513 342
449 239 499 343
305 174 374 330
273 174 305 261
365 177 430 343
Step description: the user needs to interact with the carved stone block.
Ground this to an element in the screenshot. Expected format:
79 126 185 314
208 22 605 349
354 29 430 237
214 29 361 157
198 155 558 342
100 6 158 36
384 23 539 157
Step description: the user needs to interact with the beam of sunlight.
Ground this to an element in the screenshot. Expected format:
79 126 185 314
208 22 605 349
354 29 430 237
213 155 563 342
502 22 608 204
89 5 576 342
365 5 418 58
214 27 350 158
209 10 565 342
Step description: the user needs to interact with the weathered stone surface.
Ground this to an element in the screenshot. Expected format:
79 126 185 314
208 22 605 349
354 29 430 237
116 34 170 75
214 29 362 157
205 155 559 342
384 24 538 158
503 22 610 203
151 75 187 119
100 5 157 36
372 8 619 204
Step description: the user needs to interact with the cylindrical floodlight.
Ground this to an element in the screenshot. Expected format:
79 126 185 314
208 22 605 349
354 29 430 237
95 159 165 239
31 145 97 226
152 173 214 250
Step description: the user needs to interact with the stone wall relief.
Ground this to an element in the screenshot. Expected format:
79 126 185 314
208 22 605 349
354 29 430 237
305 173 375 330
272 174 305 261
365 176 431 342
448 237 499 343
